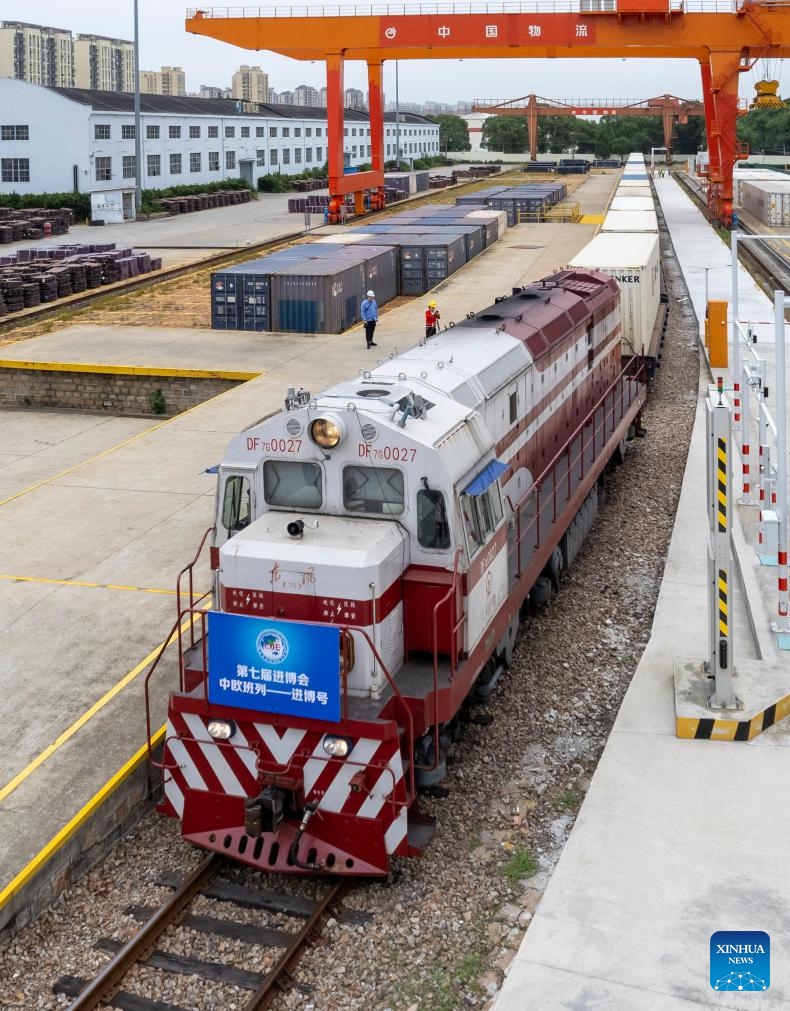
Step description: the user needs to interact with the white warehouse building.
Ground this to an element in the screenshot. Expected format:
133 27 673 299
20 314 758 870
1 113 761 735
0 79 440 221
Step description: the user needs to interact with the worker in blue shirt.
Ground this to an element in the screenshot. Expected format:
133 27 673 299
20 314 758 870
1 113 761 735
361 290 378 348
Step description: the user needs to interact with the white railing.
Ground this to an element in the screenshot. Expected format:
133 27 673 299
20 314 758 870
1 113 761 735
186 2 751 20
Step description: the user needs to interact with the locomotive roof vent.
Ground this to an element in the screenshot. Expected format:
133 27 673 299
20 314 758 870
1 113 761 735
356 388 392 398
516 288 546 300
478 312 504 322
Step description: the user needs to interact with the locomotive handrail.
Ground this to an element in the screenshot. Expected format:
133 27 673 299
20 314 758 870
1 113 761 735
143 611 205 770
176 525 214 651
421 548 463 775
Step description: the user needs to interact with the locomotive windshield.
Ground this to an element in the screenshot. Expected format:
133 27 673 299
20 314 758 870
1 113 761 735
416 488 451 550
263 460 323 509
343 465 404 515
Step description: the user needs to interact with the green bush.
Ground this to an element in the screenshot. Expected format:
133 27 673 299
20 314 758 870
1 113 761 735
257 173 294 193
0 191 91 219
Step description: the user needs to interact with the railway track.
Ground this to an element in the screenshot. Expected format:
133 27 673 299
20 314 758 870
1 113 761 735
54 853 351 1011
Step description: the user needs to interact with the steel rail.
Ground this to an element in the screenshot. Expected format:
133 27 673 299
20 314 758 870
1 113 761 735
66 852 222 1010
242 879 348 1010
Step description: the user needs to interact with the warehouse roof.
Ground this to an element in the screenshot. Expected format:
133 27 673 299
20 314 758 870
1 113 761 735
47 87 436 125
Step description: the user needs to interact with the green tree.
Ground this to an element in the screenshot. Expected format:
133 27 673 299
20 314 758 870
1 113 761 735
428 114 471 152
538 116 597 154
481 115 528 153
737 104 790 154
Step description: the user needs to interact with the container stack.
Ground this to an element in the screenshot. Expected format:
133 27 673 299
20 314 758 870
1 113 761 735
455 183 567 225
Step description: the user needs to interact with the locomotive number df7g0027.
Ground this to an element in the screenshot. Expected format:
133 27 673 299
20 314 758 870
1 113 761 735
246 436 303 454
357 443 417 462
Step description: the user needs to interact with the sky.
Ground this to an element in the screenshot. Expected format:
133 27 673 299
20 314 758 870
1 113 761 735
8 1 771 105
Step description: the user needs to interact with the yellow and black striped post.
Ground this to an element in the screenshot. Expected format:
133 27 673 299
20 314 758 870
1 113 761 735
706 389 735 708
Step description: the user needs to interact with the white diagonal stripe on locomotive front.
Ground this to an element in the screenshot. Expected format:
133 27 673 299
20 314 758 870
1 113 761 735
183 712 249 797
166 733 208 793
253 724 307 767
357 749 404 819
307 738 383 814
384 807 408 854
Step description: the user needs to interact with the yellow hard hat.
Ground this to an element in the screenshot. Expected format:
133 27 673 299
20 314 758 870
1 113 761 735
428 300 437 307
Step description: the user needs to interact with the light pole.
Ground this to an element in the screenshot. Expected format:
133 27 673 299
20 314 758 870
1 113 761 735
133 0 142 216
395 61 400 170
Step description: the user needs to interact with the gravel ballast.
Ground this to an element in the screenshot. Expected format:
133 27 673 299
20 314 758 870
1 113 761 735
0 233 700 1011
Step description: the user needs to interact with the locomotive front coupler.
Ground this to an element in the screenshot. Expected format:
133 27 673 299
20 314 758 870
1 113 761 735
244 785 286 836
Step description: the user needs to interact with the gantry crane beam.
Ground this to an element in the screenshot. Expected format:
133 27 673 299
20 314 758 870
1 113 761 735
471 93 746 161
186 3 790 224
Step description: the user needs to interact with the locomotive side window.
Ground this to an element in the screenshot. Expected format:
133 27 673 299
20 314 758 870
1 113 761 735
343 465 404 515
460 494 483 553
221 475 252 536
478 485 503 536
417 489 451 550
263 460 322 509
461 485 503 554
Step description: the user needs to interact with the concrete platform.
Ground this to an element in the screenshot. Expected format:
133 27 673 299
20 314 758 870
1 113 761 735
0 171 618 932
493 175 790 1009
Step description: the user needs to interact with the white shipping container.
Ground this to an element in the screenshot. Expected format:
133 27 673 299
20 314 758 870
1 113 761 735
610 196 654 212
733 169 789 206
615 185 651 199
618 178 652 188
312 233 373 244
740 180 790 226
467 207 508 234
565 232 661 357
601 210 658 233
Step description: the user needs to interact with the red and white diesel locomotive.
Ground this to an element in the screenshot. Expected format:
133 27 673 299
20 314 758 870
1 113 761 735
152 268 647 876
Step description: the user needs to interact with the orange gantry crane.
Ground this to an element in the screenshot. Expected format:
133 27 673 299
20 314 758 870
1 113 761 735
186 1 790 225
471 93 749 162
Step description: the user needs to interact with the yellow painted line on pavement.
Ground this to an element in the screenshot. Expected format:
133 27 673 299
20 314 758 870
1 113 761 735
0 614 196 807
0 359 260 381
581 214 605 225
0 726 166 911
0 573 186 595
0 378 246 510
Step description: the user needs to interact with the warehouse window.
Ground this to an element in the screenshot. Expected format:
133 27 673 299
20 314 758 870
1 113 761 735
294 149 302 163
221 475 252 536
208 151 219 171
269 126 277 137
270 149 278 165
316 127 322 137
170 153 182 174
95 156 112 181
264 461 322 509
190 152 201 173
189 125 200 139
343 465 404 516
282 127 290 138
282 149 290 164
208 125 219 138
256 149 265 166
294 127 301 137
256 126 265 137
226 150 236 169
241 125 250 137
122 124 135 139
169 125 181 139
306 127 312 137
94 123 110 140
147 154 161 177
122 155 136 179
305 148 313 163
225 125 235 138
417 489 450 550
1 125 29 140
146 124 160 140
315 147 322 161
1 158 29 182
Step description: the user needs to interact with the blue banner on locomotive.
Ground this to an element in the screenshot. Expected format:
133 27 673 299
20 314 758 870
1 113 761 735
156 269 647 876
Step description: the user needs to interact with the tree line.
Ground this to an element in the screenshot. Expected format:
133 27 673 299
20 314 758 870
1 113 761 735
428 105 790 158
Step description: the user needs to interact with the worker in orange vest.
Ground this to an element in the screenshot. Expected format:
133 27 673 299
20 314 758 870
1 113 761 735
425 300 441 339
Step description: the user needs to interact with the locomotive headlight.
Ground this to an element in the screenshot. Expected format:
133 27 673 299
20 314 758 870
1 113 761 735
323 735 354 758
309 415 345 449
208 719 236 740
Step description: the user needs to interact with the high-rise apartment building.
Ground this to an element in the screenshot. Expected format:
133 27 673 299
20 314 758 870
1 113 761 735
140 66 186 96
0 21 74 87
74 34 135 91
231 65 269 105
199 84 231 100
344 88 366 110
318 86 328 108
293 84 318 107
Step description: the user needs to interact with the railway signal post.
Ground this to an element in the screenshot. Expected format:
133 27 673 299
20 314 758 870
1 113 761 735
706 380 738 709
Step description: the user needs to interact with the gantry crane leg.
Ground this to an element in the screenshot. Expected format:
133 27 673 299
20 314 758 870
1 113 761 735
701 54 743 226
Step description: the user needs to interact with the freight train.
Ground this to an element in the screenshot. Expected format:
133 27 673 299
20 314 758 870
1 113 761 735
148 262 649 877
